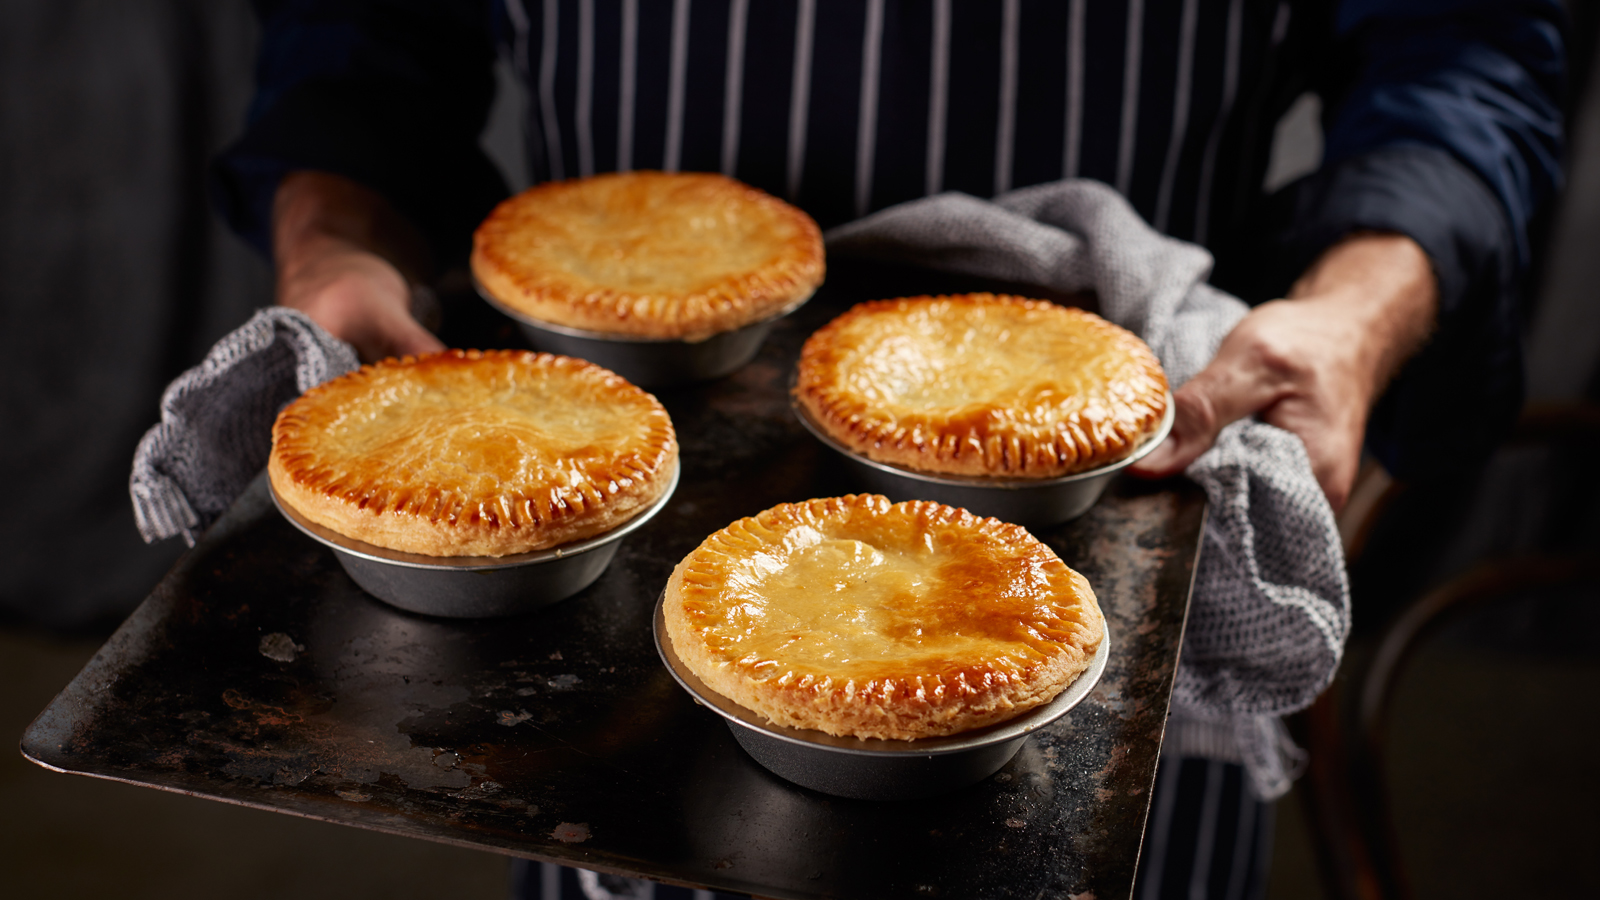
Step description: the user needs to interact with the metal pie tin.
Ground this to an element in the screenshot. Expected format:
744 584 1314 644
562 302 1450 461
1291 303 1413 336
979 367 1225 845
476 280 814 389
654 593 1110 801
791 391 1175 529
268 465 678 618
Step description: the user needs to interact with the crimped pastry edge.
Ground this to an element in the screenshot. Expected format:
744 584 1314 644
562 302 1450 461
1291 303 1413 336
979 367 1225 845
268 349 679 557
794 294 1170 478
662 494 1105 741
471 171 825 341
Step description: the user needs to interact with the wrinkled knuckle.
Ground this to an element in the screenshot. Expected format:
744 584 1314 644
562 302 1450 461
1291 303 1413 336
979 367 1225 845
1246 334 1300 381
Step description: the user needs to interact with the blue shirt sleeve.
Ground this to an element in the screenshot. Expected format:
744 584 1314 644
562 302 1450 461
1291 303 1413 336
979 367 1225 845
1274 0 1566 479
1326 0 1565 267
212 0 507 266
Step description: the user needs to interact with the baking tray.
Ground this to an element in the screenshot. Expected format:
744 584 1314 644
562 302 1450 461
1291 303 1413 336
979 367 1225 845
24 273 1205 900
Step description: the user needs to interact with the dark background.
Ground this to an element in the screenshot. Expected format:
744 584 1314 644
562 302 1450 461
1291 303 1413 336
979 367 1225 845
2 1 1597 897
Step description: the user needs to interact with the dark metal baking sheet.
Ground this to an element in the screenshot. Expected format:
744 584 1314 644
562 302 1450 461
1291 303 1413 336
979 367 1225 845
22 273 1205 900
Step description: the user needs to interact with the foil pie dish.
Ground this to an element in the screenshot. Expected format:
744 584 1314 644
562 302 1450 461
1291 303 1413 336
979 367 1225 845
269 464 678 619
653 591 1110 801
477 280 813 390
791 391 1175 529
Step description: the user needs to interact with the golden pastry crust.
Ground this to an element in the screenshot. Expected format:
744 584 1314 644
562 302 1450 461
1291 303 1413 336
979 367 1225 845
472 171 825 341
269 349 678 557
795 294 1169 478
663 495 1104 740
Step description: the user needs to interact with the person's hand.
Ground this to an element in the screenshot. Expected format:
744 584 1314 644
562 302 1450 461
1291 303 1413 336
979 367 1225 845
273 171 444 363
276 236 444 363
1128 233 1438 511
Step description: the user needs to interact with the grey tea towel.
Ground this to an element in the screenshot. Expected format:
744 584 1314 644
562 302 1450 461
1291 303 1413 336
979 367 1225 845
130 307 358 545
828 180 1350 799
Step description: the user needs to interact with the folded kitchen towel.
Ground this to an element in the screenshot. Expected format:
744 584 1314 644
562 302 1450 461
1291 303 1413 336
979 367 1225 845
130 307 358 546
827 180 1350 799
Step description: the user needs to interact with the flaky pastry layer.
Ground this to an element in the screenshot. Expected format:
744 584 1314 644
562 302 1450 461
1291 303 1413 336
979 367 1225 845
663 495 1104 740
269 349 678 557
795 294 1169 478
472 171 825 340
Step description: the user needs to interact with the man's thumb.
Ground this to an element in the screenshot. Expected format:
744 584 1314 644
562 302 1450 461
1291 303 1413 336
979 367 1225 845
1127 384 1223 479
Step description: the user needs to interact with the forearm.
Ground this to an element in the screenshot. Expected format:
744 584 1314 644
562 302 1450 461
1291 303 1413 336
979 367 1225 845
1285 231 1438 407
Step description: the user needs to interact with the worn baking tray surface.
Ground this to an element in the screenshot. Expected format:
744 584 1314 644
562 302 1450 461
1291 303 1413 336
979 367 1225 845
22 275 1205 900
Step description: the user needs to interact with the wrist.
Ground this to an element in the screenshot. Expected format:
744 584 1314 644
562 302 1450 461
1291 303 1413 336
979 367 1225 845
1287 231 1438 396
277 231 385 289
272 170 433 287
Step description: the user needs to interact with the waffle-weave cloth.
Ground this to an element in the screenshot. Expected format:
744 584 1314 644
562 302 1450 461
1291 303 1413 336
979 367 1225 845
130 307 358 546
